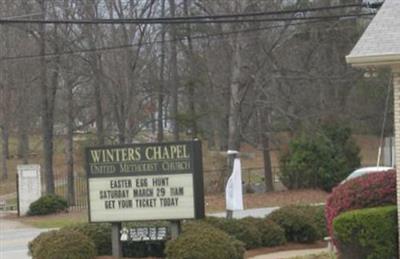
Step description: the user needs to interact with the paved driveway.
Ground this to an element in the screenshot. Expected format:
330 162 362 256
0 212 49 259
208 206 279 218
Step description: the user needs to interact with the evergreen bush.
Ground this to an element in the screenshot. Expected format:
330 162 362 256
280 123 360 191
62 223 111 255
30 229 96 259
333 206 398 259
204 217 262 249
267 206 319 243
27 194 68 215
240 217 286 247
295 205 327 238
165 221 245 259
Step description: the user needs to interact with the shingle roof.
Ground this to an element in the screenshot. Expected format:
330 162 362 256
346 0 400 66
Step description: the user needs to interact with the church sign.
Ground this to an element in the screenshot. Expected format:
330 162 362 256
86 140 204 222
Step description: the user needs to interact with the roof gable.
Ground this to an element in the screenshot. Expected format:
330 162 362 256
346 0 400 67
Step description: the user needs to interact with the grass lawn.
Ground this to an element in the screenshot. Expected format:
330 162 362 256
9 189 328 228
15 210 88 228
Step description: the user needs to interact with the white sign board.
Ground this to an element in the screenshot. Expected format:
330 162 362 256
17 165 41 216
86 141 204 223
89 174 194 222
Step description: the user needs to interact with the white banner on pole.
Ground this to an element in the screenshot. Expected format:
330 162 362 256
225 158 243 211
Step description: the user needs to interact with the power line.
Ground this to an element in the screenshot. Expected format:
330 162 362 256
0 3 374 25
0 3 365 22
2 12 43 20
0 16 372 62
0 13 374 25
163 3 365 20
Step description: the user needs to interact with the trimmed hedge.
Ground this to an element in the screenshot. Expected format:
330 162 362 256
28 194 68 215
294 205 327 238
204 217 262 249
267 206 319 243
29 229 96 259
63 223 111 255
325 171 396 243
165 221 245 259
239 217 286 247
333 206 398 259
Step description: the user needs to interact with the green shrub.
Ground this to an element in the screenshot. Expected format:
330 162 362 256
62 223 111 255
295 205 327 238
240 217 286 247
166 221 245 259
267 206 319 243
280 123 360 191
333 206 398 259
27 194 68 216
28 230 58 256
204 217 262 249
30 229 96 259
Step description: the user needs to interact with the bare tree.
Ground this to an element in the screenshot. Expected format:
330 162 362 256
168 0 180 141
157 0 166 142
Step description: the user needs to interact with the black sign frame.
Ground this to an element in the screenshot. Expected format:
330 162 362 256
85 140 205 223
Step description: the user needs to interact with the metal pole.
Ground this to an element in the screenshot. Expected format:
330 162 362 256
111 223 122 258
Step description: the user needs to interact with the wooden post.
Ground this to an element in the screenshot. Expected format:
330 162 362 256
111 223 122 258
170 221 181 240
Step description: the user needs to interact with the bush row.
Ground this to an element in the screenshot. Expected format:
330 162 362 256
333 206 398 259
204 217 286 249
29 205 325 258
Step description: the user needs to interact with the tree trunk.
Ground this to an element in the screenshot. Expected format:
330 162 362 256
94 70 105 145
65 79 75 205
157 0 166 142
2 125 9 160
225 33 242 190
17 126 29 164
1 126 8 180
38 0 55 194
169 0 179 141
259 110 274 192
85 1 105 145
184 0 198 138
227 36 242 152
